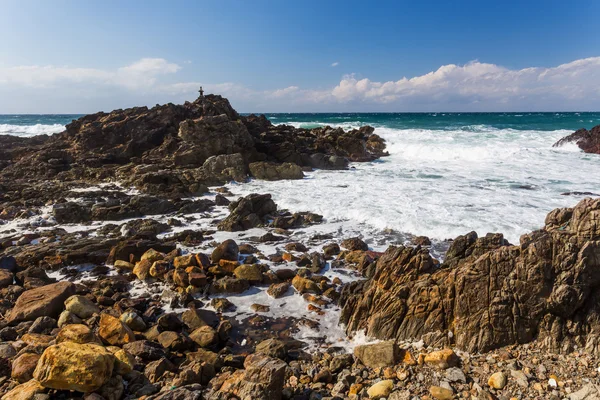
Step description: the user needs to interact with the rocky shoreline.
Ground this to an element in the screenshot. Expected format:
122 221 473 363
0 95 599 399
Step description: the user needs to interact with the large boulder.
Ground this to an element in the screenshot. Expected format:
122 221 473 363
553 125 600 154
8 281 76 324
217 193 277 231
200 153 248 183
340 198 600 354
33 342 114 392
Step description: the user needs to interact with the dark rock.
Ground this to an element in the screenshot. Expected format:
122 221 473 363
553 125 600 154
217 193 277 232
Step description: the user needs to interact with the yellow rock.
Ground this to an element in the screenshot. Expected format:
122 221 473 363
56 324 99 344
424 348 460 369
112 349 135 375
430 385 454 400
33 342 114 392
367 380 394 399
292 275 320 294
488 371 507 389
140 248 164 262
349 383 363 396
113 260 134 270
1 379 45 400
98 313 135 346
173 254 197 269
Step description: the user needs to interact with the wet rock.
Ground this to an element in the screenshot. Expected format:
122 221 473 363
33 342 114 392
554 125 600 154
8 281 76 324
341 237 368 251
217 193 277 231
211 239 239 263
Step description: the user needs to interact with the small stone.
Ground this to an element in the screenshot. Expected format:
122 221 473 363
424 349 460 369
429 385 454 400
488 371 507 389
367 379 394 399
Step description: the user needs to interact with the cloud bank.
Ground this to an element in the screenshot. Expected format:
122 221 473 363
0 57 599 112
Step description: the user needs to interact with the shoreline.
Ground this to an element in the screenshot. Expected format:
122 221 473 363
0 95 599 399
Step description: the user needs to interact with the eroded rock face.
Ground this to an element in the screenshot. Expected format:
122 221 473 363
249 161 304 181
554 125 600 154
340 198 600 354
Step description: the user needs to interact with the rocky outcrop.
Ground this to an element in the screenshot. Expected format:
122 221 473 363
554 125 600 154
0 94 386 204
340 197 600 354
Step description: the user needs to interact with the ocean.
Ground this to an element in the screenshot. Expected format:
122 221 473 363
3 112 600 245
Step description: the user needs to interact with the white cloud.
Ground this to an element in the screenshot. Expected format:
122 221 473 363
331 62 339 67
0 56 599 112
329 58 600 110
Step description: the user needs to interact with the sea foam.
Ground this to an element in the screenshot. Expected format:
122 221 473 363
0 123 65 137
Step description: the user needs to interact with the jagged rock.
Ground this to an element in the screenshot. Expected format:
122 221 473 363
98 313 135 346
8 281 76 324
255 339 287 360
554 125 600 154
249 161 304 181
33 342 114 392
340 198 600 354
217 193 277 231
216 353 287 400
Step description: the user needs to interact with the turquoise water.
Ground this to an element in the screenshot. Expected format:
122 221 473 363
1 112 600 136
262 112 600 131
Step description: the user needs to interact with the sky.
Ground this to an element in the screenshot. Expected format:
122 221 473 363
0 0 599 113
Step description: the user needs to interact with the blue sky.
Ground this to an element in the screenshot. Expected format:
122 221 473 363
0 0 599 113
